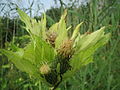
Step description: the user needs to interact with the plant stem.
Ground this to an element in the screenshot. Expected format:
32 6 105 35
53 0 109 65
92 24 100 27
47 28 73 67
52 74 62 90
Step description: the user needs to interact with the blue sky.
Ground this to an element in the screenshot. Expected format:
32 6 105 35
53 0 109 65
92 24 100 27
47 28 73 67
19 0 58 10
15 0 67 11
0 0 59 16
17 0 88 13
0 0 88 17
0 0 64 17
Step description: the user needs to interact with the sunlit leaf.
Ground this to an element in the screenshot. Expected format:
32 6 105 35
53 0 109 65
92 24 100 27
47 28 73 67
76 27 105 51
62 32 111 80
41 13 47 39
17 8 46 39
71 22 83 40
23 42 36 64
34 36 55 65
55 10 68 49
0 49 39 78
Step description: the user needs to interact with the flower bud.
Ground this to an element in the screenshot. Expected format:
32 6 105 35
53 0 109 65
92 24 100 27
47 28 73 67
40 64 51 74
57 39 73 59
46 31 57 47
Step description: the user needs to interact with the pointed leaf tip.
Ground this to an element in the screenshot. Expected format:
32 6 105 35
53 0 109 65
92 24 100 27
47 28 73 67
71 22 84 40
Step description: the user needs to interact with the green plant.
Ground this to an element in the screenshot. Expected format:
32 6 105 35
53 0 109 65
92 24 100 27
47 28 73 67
0 8 111 90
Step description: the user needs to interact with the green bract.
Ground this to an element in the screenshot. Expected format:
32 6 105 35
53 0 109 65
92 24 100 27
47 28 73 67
0 8 111 88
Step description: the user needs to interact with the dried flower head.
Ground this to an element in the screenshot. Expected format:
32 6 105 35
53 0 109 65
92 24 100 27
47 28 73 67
46 31 57 47
57 39 74 58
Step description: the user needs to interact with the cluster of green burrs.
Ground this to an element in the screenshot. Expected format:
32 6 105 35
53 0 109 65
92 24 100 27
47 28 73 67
0 9 110 89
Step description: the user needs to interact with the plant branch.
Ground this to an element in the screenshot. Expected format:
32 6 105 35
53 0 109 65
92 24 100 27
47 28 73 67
52 74 62 90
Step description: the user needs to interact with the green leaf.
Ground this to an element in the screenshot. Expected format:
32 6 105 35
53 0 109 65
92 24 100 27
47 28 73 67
34 36 55 65
17 8 46 39
0 49 39 78
62 32 111 80
76 27 105 51
17 8 32 33
55 10 68 49
49 23 59 33
46 15 55 25
2 64 10 68
23 42 36 64
41 13 47 39
71 22 83 40
67 25 72 31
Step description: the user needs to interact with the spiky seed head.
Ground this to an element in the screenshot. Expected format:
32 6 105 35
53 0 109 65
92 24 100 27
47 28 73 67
40 64 51 74
58 39 74 58
46 31 57 47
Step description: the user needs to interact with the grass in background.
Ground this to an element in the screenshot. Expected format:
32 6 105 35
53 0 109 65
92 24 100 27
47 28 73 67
0 0 120 90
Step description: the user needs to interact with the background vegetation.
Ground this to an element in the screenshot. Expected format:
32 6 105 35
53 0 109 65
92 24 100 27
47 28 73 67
0 0 120 90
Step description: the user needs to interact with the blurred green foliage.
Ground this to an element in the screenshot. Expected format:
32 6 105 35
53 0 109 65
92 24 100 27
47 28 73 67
0 0 120 90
